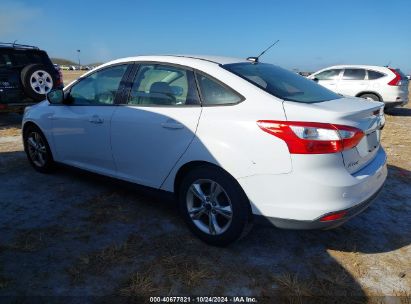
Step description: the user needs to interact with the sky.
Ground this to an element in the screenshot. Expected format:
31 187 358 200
1 0 410 73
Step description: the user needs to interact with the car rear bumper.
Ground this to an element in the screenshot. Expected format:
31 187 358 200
237 147 387 227
382 87 409 107
255 182 384 229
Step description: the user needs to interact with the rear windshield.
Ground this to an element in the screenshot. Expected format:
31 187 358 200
223 62 341 103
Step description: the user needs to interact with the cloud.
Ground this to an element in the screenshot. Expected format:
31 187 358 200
0 1 42 36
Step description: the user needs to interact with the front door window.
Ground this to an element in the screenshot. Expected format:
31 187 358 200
69 64 128 105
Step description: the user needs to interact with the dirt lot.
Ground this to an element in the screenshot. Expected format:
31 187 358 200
62 70 87 86
0 83 410 302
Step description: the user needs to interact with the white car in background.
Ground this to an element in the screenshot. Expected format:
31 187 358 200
308 65 409 109
22 55 387 245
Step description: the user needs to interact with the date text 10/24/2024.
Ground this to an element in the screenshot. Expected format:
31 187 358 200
150 296 258 303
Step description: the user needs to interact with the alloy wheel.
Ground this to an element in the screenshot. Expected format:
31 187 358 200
30 70 53 94
186 179 233 235
27 131 47 167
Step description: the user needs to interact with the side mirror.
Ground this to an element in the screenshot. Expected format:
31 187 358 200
47 89 64 104
313 78 319 83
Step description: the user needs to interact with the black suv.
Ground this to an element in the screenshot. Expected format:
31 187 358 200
0 42 63 113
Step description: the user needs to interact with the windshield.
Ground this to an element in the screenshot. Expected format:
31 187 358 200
223 62 342 103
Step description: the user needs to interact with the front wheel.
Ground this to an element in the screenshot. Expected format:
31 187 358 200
23 125 55 173
179 166 252 246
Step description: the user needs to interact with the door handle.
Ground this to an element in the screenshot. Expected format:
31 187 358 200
161 119 184 129
89 115 104 124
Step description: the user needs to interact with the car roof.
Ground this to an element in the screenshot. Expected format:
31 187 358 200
0 46 44 51
165 55 248 64
98 54 248 70
0 42 42 51
320 64 390 70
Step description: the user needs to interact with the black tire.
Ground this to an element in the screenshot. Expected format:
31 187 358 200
359 93 380 102
20 64 56 101
179 165 252 246
23 124 55 173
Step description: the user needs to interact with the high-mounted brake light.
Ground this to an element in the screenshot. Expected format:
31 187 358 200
388 68 402 86
257 120 364 154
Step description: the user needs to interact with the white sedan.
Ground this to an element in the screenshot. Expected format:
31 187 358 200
22 55 387 245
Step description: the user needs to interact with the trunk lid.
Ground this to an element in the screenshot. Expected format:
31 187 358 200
283 97 385 173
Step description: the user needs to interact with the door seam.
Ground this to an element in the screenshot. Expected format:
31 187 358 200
159 107 203 190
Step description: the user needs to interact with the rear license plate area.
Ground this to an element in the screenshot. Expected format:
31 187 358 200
366 131 379 153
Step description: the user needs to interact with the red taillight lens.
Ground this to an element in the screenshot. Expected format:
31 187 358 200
319 211 347 222
338 127 365 150
388 68 401 86
257 120 364 154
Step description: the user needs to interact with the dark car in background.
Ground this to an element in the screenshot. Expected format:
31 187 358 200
0 42 63 114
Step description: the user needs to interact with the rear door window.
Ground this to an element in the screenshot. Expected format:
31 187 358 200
314 69 342 80
128 64 200 106
342 69 366 80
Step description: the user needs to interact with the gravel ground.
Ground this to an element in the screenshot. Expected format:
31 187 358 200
0 93 410 303
61 70 86 86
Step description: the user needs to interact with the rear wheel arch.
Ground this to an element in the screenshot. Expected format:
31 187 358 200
174 161 220 197
173 161 251 212
356 91 382 101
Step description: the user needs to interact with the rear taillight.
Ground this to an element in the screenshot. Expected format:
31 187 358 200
388 68 402 86
257 120 364 154
55 70 63 86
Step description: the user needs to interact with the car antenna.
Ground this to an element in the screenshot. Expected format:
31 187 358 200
384 60 391 67
247 40 280 63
